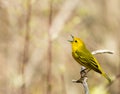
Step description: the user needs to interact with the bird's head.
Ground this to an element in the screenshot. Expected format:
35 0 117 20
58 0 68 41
68 35 85 51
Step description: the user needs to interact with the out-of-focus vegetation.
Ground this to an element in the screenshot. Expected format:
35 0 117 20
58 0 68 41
0 0 119 94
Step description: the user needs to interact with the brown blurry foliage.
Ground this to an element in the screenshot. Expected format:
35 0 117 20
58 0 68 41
0 0 119 94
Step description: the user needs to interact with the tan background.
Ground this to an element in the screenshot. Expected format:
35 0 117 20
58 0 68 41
0 0 119 94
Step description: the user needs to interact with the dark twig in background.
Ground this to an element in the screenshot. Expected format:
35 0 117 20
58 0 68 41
46 0 53 94
20 0 31 94
118 47 120 94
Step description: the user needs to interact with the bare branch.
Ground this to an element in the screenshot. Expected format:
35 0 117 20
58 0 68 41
92 50 114 55
72 66 89 94
83 77 89 94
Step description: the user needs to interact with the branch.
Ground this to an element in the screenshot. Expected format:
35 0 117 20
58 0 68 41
72 66 89 94
92 49 114 55
83 77 89 94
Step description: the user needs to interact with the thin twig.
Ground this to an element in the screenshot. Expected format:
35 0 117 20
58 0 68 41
92 50 114 55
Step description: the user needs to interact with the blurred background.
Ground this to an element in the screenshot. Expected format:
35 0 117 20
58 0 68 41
0 0 120 94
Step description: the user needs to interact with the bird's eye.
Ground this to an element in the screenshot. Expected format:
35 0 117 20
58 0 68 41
75 40 77 43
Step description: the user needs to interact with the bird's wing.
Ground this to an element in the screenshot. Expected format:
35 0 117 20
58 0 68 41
76 50 102 74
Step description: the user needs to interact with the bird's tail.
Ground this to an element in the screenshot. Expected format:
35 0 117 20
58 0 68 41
102 73 112 83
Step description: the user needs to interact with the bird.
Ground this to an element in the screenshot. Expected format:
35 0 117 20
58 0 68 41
69 35 111 83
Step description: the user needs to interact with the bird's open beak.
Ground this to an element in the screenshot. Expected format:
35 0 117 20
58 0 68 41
68 35 74 42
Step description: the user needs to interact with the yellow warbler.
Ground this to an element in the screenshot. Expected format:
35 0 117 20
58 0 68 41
69 35 111 83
